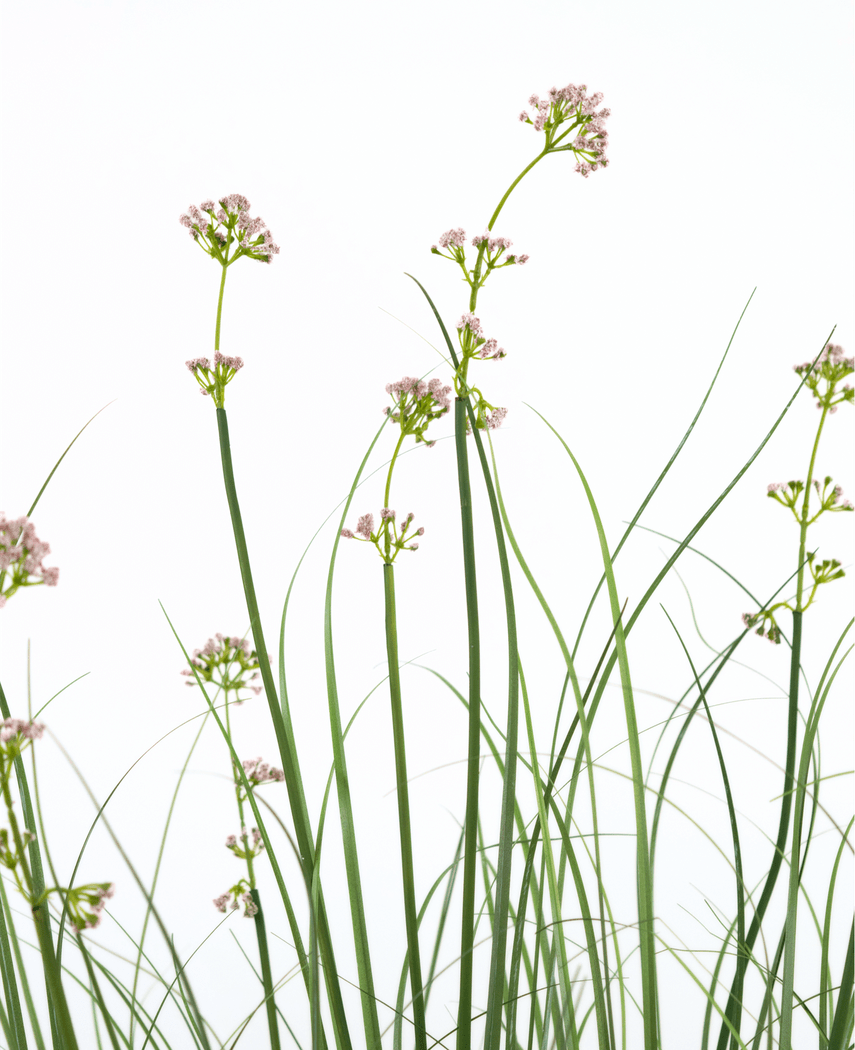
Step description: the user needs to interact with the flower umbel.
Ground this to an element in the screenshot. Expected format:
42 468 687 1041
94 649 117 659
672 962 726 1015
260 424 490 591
0 514 59 609
241 757 285 787
225 825 265 861
518 82 611 176
384 376 453 445
180 633 266 701
186 351 244 408
793 343 854 413
179 195 280 266
213 879 258 918
341 509 424 562
431 227 529 293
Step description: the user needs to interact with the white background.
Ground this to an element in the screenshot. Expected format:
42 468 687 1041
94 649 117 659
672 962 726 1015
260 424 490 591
1 0 852 1046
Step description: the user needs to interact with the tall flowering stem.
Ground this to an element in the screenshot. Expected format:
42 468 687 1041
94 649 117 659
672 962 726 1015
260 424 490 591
417 81 610 1050
717 343 853 1050
181 197 351 1048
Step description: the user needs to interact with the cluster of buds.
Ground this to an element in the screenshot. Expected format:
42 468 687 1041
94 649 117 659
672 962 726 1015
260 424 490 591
179 195 279 266
241 757 285 787
384 375 453 446
0 514 58 609
767 478 854 522
213 879 258 918
60 882 115 934
518 83 610 176
180 633 266 702
794 343 854 413
185 351 244 408
341 509 424 562
430 227 529 295
224 826 264 861
742 610 782 645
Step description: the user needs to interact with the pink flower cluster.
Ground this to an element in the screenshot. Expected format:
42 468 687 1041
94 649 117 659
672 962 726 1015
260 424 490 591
471 232 529 265
434 228 466 250
225 826 264 857
179 195 280 263
0 514 59 608
341 510 424 556
1 718 45 744
519 83 611 176
341 512 375 541
456 314 507 361
794 343 854 414
432 228 529 266
385 375 453 413
180 633 264 699
241 757 285 786
213 889 258 918
185 351 245 404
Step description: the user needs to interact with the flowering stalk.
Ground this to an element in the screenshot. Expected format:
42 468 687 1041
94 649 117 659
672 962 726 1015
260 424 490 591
340 374 453 1049
718 342 853 1050
419 82 610 1050
181 199 352 1048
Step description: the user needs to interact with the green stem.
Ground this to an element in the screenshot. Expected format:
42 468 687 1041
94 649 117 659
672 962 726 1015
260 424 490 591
214 260 228 353
383 563 427 1050
714 611 802 1050
214 406 346 1050
454 397 481 1050
0 728 78 1050
251 889 281 1050
717 393 829 1050
795 404 828 610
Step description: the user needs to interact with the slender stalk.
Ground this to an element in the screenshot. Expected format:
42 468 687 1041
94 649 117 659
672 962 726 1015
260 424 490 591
214 406 347 1050
717 397 830 1050
214 253 228 353
250 889 281 1050
383 563 427 1050
454 396 481 1050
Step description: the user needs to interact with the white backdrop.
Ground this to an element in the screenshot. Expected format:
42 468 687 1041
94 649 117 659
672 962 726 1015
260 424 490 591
1 0 852 1046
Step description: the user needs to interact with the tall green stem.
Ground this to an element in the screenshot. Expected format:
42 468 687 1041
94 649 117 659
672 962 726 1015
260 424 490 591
251 889 281 1050
383 564 427 1050
214 257 228 353
455 397 481 1050
215 406 348 1050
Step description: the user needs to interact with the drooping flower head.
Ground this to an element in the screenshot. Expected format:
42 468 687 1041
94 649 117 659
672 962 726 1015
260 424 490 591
519 83 611 176
179 195 280 265
180 633 266 702
0 514 59 609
